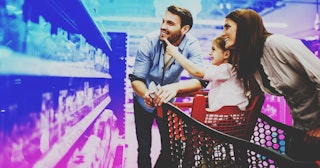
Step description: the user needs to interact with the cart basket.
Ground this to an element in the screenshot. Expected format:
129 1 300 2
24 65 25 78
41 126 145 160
158 102 319 168
251 112 320 162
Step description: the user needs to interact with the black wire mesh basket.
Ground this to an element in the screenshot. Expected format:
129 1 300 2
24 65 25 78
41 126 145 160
158 102 319 168
250 112 320 163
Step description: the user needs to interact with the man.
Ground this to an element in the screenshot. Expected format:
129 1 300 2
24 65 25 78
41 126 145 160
129 5 204 168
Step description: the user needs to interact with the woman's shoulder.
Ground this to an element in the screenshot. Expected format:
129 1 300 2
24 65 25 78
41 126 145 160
265 34 299 47
263 34 305 63
266 34 291 43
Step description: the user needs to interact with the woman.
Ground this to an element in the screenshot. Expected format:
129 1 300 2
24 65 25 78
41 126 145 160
222 8 320 161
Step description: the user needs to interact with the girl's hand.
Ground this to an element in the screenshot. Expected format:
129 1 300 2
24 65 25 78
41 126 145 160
163 38 180 58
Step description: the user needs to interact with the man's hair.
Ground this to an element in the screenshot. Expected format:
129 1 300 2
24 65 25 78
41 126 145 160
167 5 193 30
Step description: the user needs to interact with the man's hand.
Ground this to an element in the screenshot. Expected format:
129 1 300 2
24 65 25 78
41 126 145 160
304 127 320 144
153 83 179 107
143 90 155 107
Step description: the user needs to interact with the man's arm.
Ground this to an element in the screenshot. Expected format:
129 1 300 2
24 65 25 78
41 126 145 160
153 78 202 106
129 34 155 107
130 75 155 107
131 80 148 99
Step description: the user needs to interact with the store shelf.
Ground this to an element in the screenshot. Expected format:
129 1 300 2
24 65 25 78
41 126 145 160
23 0 111 54
33 95 111 168
0 47 111 78
0 0 115 167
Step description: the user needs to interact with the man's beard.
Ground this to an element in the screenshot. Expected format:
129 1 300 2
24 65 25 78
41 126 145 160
167 31 182 45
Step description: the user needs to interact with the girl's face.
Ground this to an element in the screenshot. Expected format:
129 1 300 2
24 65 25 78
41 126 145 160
222 18 237 49
209 42 228 66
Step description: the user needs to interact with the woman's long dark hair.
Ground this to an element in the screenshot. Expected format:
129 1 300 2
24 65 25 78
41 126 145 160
226 9 271 96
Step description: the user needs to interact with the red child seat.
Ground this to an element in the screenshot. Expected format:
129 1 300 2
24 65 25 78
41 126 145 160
171 91 264 140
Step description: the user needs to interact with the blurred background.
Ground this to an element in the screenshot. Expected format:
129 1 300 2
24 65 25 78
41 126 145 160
0 0 319 167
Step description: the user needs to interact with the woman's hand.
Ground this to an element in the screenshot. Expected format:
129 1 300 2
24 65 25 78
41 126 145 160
304 127 320 144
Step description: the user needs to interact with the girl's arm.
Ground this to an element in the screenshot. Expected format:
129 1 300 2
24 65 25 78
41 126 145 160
163 39 205 78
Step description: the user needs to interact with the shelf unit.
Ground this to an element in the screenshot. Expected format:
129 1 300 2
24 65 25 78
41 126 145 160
33 95 111 168
0 0 115 167
0 47 111 78
23 0 110 54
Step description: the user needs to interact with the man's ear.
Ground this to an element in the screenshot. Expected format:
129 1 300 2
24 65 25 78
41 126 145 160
181 25 190 34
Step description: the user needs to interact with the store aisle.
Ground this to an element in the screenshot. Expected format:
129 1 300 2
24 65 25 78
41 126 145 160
124 113 161 168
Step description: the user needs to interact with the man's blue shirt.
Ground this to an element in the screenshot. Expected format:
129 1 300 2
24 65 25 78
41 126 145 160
132 30 203 112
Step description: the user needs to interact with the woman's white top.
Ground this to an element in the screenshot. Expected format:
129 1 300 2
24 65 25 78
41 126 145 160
255 34 320 130
203 63 249 111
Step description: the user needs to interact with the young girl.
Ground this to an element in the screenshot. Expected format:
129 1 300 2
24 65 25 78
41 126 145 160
163 36 248 111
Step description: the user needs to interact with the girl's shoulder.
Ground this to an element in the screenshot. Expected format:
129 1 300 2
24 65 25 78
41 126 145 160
216 63 235 74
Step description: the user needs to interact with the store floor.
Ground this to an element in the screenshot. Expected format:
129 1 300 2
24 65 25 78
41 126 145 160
124 113 161 168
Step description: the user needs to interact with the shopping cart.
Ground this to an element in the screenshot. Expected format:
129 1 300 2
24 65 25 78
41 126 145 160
157 91 320 168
